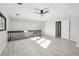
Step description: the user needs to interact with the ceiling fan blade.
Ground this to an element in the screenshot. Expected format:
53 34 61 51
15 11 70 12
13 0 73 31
34 12 40 14
43 10 49 14
43 7 50 10
34 8 41 11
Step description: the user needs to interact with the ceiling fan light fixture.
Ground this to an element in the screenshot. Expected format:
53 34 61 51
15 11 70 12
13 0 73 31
16 14 20 16
41 14 43 16
34 7 50 16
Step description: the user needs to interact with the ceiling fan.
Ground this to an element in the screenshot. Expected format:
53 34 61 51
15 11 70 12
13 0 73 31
34 7 49 16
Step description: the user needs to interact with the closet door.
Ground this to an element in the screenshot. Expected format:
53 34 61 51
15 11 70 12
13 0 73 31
61 20 70 40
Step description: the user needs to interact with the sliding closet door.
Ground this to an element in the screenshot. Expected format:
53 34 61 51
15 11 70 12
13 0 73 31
61 20 70 40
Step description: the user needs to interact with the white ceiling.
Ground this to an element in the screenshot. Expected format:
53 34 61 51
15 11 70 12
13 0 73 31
0 3 79 21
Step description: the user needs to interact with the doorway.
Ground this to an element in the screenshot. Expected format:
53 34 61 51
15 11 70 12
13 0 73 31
56 21 61 37
55 20 70 40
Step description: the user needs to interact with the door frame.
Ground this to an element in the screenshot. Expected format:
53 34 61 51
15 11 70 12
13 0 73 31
55 19 70 40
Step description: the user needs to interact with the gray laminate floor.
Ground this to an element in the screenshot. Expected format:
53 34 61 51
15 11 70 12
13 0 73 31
1 37 79 56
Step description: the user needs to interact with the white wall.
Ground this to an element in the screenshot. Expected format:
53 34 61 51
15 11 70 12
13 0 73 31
0 31 7 55
9 18 44 31
44 4 79 47
70 16 79 41
44 19 55 37
70 16 79 47
44 15 79 39
0 9 9 55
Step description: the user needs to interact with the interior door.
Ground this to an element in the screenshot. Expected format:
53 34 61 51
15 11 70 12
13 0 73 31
56 21 61 37
61 20 70 40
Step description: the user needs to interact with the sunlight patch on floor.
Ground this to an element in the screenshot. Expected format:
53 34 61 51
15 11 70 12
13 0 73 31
39 39 51 49
31 37 51 49
36 38 46 44
30 37 41 41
